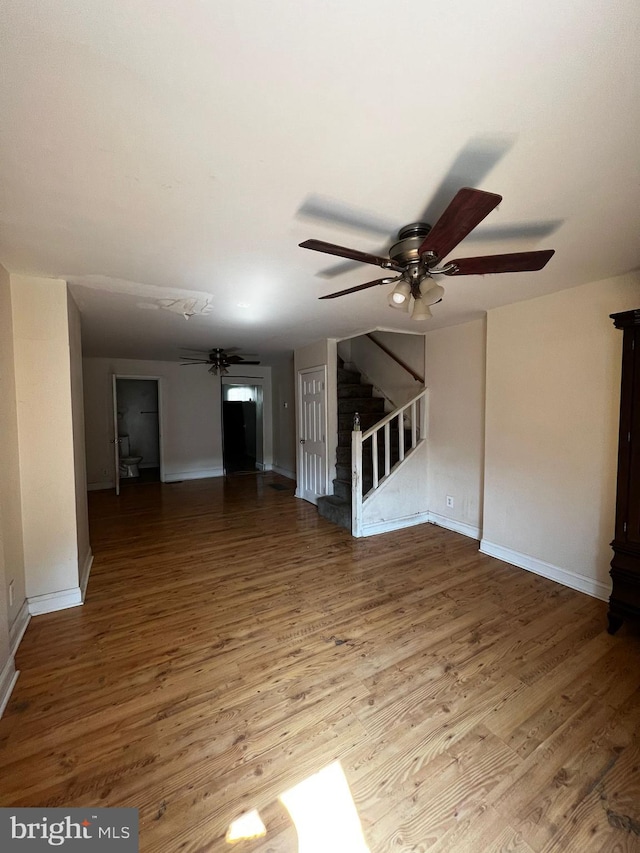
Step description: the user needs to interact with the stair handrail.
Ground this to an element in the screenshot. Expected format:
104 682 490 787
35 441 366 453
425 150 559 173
352 387 428 536
360 388 426 440
366 333 424 383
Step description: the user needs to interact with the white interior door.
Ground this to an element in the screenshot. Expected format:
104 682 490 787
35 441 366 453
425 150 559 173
111 374 121 496
298 366 328 505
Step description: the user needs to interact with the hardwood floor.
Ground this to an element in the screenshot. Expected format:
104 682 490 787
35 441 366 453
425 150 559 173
1 473 640 852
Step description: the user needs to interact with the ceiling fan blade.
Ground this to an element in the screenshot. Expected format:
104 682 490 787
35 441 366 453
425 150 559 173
418 188 503 261
227 355 261 364
443 250 555 276
300 239 403 272
297 194 400 237
319 276 401 299
418 135 514 225
180 360 210 365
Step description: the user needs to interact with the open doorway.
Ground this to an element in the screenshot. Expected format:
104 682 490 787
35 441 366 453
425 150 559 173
113 377 162 489
221 382 264 474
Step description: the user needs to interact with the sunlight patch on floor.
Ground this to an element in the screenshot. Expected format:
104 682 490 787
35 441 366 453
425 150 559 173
225 809 267 842
279 761 370 853
226 761 370 851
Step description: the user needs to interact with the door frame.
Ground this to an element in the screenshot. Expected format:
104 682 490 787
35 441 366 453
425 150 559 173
111 374 165 492
221 375 271 474
296 364 329 503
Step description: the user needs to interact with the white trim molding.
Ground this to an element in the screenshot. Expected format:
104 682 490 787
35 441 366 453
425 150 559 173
80 551 94 600
428 512 482 541
480 539 610 602
9 599 30 658
28 587 83 616
0 656 19 719
164 468 224 483
361 512 431 538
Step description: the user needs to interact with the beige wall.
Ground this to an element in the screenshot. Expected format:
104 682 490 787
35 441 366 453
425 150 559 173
0 266 19 713
271 354 296 479
482 272 640 596
67 293 91 589
426 319 486 536
12 276 80 599
294 338 338 491
344 331 425 408
83 357 274 486
0 265 26 629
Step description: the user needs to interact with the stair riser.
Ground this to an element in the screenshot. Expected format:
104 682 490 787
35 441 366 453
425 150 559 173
338 398 386 415
338 384 374 399
337 369 361 384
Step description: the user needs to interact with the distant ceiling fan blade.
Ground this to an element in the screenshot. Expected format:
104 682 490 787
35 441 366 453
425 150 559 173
300 239 403 272
419 188 503 261
227 355 261 364
181 360 210 365
444 250 555 276
320 276 401 299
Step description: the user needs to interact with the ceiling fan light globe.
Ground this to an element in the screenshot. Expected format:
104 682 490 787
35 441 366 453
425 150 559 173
420 282 445 305
387 291 410 312
411 298 432 321
388 280 411 310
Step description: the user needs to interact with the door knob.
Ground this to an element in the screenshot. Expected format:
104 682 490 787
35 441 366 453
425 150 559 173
300 438 306 444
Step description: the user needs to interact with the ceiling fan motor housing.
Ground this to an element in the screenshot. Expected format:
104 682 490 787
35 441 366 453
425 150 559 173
389 222 432 266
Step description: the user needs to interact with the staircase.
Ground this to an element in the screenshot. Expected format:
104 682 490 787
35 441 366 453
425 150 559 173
317 361 387 530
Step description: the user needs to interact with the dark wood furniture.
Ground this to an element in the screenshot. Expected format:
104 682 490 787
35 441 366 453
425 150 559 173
608 308 640 634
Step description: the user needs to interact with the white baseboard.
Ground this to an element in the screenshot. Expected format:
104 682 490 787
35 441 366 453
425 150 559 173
428 512 482 541
0 655 19 719
9 599 30 658
164 468 224 482
88 481 114 491
80 551 93 600
480 539 610 602
271 465 296 481
28 586 83 616
361 511 431 537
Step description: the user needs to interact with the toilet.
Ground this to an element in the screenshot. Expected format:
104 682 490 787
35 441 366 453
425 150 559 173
119 435 143 478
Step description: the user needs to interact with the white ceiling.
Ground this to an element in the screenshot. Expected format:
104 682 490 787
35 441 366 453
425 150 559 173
1 0 639 363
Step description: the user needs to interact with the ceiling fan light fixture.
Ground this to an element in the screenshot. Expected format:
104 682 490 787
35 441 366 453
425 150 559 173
388 280 411 309
411 298 432 321
419 282 445 305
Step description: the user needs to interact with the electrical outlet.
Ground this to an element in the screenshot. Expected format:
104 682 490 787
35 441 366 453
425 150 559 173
446 495 454 509
9 580 14 607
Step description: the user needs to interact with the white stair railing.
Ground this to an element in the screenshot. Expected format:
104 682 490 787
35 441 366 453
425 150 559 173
351 388 428 536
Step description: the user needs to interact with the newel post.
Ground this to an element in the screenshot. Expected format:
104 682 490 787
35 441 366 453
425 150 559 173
351 422 363 537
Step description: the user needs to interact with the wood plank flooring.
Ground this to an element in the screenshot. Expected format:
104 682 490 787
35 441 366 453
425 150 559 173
1 472 639 852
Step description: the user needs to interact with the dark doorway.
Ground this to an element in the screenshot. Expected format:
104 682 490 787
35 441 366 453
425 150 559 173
115 378 161 485
222 385 261 474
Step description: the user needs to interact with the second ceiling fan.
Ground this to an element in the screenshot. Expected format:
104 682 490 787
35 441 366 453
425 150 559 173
180 347 260 376
300 187 555 320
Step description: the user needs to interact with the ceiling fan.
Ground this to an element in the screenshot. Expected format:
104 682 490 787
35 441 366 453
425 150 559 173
299 187 555 320
180 347 260 375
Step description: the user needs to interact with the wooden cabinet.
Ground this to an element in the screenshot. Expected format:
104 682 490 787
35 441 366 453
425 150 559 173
608 308 640 634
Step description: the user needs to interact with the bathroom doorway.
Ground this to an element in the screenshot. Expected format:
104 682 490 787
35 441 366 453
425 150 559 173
221 381 264 474
112 376 163 493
